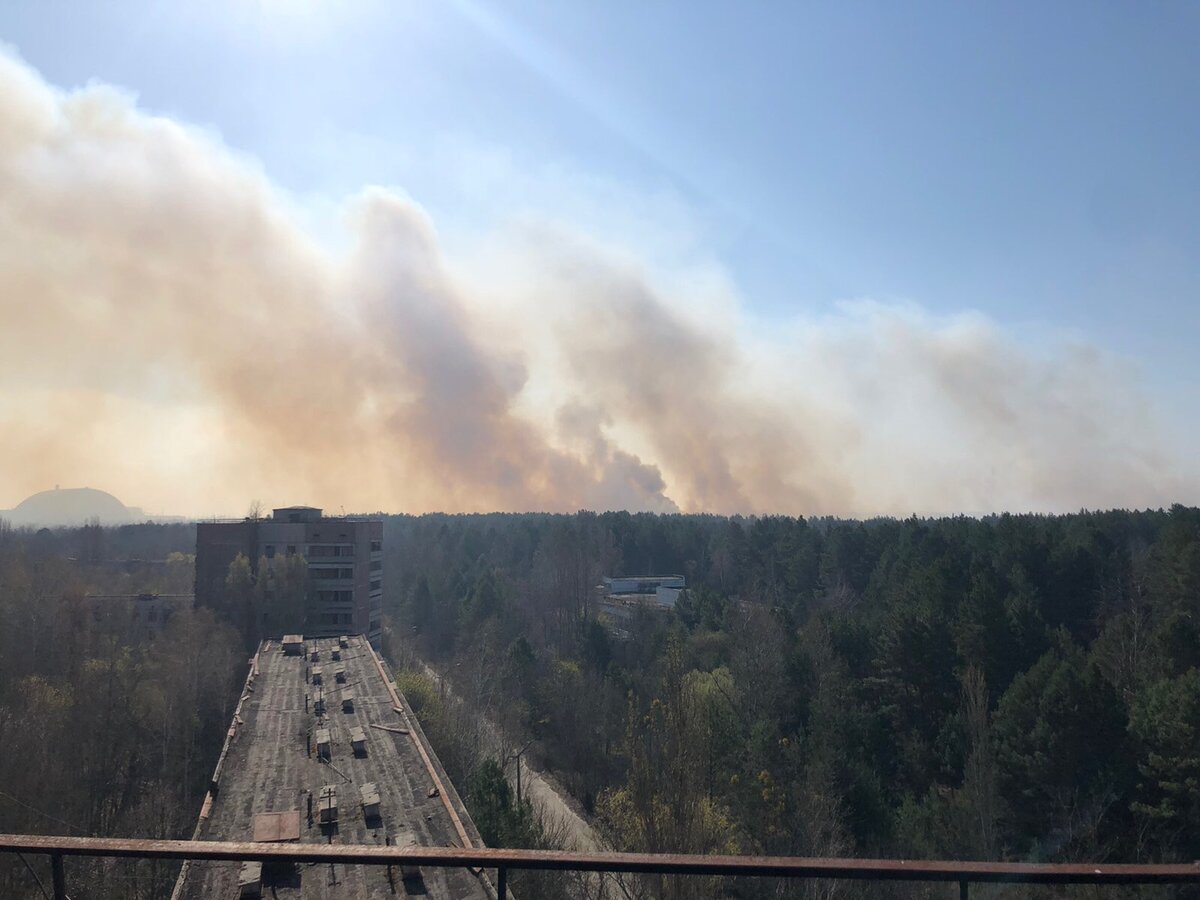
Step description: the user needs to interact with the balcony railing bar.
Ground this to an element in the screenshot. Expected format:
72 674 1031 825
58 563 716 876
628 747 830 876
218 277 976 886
3 833 1199 900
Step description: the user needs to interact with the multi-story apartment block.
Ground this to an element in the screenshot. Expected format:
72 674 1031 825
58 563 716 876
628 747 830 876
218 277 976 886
195 506 383 647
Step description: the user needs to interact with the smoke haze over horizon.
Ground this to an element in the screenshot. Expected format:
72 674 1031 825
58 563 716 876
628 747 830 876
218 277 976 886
1 49 1196 520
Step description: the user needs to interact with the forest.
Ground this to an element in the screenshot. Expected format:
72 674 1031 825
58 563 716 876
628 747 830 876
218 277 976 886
2 508 1199 898
0 521 243 899
383 507 1200 898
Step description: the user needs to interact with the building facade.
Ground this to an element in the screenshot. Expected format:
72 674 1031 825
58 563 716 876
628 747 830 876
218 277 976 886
195 506 383 647
81 592 191 641
601 574 685 608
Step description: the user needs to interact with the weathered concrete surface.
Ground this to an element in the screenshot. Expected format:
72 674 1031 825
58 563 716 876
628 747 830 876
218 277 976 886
175 636 491 899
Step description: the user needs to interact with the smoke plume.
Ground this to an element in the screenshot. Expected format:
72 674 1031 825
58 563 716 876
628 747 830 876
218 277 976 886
0 51 1191 517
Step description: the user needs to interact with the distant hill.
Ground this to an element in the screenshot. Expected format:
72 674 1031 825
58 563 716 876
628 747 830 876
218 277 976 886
0 487 181 527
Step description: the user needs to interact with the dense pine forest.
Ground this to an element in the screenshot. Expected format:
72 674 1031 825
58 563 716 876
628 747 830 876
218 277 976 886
383 508 1200 897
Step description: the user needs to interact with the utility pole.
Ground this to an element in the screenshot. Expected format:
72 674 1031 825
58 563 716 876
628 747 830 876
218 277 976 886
505 740 535 805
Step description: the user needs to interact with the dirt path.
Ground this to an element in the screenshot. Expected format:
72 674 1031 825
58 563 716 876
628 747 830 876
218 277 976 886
411 659 606 853
519 761 604 852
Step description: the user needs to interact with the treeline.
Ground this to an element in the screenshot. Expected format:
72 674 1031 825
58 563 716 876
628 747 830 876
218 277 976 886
384 508 1200 898
0 521 243 899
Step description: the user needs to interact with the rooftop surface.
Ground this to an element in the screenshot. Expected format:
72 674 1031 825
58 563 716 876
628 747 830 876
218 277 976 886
174 635 491 899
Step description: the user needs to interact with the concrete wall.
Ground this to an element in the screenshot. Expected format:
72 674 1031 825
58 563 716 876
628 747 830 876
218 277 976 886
196 516 383 648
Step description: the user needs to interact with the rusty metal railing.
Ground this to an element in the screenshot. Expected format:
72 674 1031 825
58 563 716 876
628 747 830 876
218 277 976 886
2 834 1199 899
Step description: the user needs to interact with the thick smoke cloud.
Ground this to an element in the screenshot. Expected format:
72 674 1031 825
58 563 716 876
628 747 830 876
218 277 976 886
0 51 1191 517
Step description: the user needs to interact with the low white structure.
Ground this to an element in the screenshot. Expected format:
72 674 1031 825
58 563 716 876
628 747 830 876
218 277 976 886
393 827 421 880
601 575 685 609
350 725 367 756
361 781 381 819
238 861 262 898
318 784 338 823
603 575 684 595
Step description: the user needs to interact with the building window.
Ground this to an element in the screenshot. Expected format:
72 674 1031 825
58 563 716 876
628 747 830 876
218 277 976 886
286 545 296 557
369 560 381 571
370 579 381 592
313 566 355 579
307 544 354 558
370 540 382 552
264 544 276 559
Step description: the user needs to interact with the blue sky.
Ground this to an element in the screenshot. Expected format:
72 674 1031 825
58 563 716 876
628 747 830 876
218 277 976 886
1 1 1197 515
7 2 1197 345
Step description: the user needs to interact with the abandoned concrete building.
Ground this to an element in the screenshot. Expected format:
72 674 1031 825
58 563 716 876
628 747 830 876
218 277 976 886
195 506 383 647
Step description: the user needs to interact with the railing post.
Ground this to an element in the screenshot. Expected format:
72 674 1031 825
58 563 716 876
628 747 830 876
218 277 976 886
50 853 66 900
959 879 969 899
497 865 507 900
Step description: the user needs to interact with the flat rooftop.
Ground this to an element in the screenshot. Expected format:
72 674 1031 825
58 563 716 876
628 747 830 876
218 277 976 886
174 635 490 899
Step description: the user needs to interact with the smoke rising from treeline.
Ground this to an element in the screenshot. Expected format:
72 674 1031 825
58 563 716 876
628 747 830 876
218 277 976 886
0 51 1191 517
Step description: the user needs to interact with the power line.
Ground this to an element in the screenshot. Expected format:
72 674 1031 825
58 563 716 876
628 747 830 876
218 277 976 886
0 789 87 835
14 852 51 900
